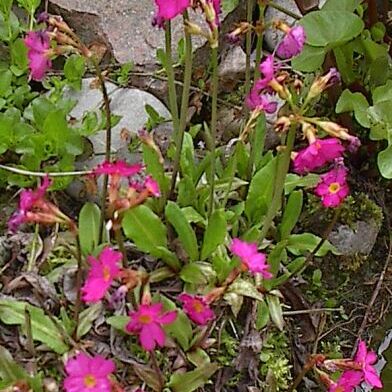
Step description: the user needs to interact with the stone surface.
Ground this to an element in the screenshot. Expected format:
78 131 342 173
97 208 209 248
328 220 380 256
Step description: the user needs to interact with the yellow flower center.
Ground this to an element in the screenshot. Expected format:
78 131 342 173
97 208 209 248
192 300 204 313
138 314 152 324
328 182 340 193
83 374 97 388
102 265 111 282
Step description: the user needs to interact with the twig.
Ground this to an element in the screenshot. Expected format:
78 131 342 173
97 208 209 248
282 307 343 316
267 1 302 20
0 164 92 177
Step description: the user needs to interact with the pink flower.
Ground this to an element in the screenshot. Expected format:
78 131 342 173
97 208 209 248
246 90 278 113
314 166 349 208
293 137 345 174
81 247 122 303
178 293 215 325
153 0 190 26
126 303 177 351
354 340 382 388
144 176 161 197
277 25 306 59
24 31 52 81
329 371 362 392
64 353 115 392
94 161 143 177
254 55 276 91
229 238 272 278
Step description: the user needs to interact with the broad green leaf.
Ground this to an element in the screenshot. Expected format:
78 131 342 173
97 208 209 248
160 295 193 351
76 303 103 339
200 209 227 260
266 294 284 331
377 145 392 179
64 54 85 90
255 299 270 330
336 89 370 127
250 114 266 172
180 262 216 285
279 190 303 240
187 348 211 367
226 278 264 301
373 80 392 104
0 300 68 354
0 69 12 97
284 173 320 194
245 157 276 223
0 345 27 382
180 132 196 181
299 11 364 47
223 292 243 317
287 233 337 256
78 202 101 255
123 205 167 255
265 242 286 277
168 363 219 392
292 45 326 72
155 246 182 271
212 253 236 283
181 207 206 225
106 315 129 331
334 46 356 85
165 201 198 261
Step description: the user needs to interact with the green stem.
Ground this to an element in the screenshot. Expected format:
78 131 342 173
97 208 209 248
165 21 180 136
115 227 128 266
72 235 83 341
208 46 219 217
245 0 254 95
258 123 296 243
169 11 193 199
253 4 266 80
27 223 39 272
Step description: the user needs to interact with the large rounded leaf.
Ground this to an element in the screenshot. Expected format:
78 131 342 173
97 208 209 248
300 11 364 47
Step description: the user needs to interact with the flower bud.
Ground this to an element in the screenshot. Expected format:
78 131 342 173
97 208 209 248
307 68 340 100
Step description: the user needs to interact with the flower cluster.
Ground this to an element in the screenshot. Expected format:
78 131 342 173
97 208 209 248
8 176 75 233
81 247 123 303
318 340 382 391
230 238 272 278
24 31 52 81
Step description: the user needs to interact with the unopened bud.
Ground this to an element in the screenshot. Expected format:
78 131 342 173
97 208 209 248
274 116 291 133
307 68 340 100
302 121 317 143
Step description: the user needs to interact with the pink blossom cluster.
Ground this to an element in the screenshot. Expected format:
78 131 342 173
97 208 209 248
230 238 272 278
319 340 382 391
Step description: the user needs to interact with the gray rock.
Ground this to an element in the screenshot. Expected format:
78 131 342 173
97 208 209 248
64 78 171 157
218 45 248 88
328 220 380 256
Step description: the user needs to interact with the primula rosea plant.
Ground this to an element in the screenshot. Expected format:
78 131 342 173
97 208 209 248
0 0 388 391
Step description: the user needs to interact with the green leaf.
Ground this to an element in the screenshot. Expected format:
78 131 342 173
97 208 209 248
0 345 27 382
168 363 219 392
373 80 392 104
165 201 198 261
292 45 326 72
279 190 303 240
123 205 167 256
299 11 364 47
106 315 129 331
180 132 196 182
250 114 267 172
284 173 320 194
336 89 370 127
76 303 103 339
0 300 68 354
180 262 216 285
245 157 276 223
160 295 193 351
154 246 182 271
10 38 27 71
377 145 392 179
255 299 270 330
200 209 227 260
287 233 337 256
187 348 211 367
266 294 284 331
0 69 12 97
78 202 101 255
226 278 264 301
64 54 86 90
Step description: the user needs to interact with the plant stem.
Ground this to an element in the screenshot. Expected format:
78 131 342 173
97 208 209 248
258 123 296 243
115 227 127 266
267 1 301 20
92 59 112 243
72 235 83 340
27 223 39 272
0 164 92 177
208 46 219 217
150 350 164 391
245 0 254 96
165 20 180 137
253 4 266 80
169 11 193 199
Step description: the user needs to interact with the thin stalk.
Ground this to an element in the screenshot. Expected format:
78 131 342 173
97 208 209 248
165 21 180 136
245 0 254 95
115 227 127 266
253 4 266 80
72 235 83 340
208 46 219 217
169 11 193 199
0 164 92 177
258 123 296 242
92 59 112 243
27 223 39 272
267 1 301 20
